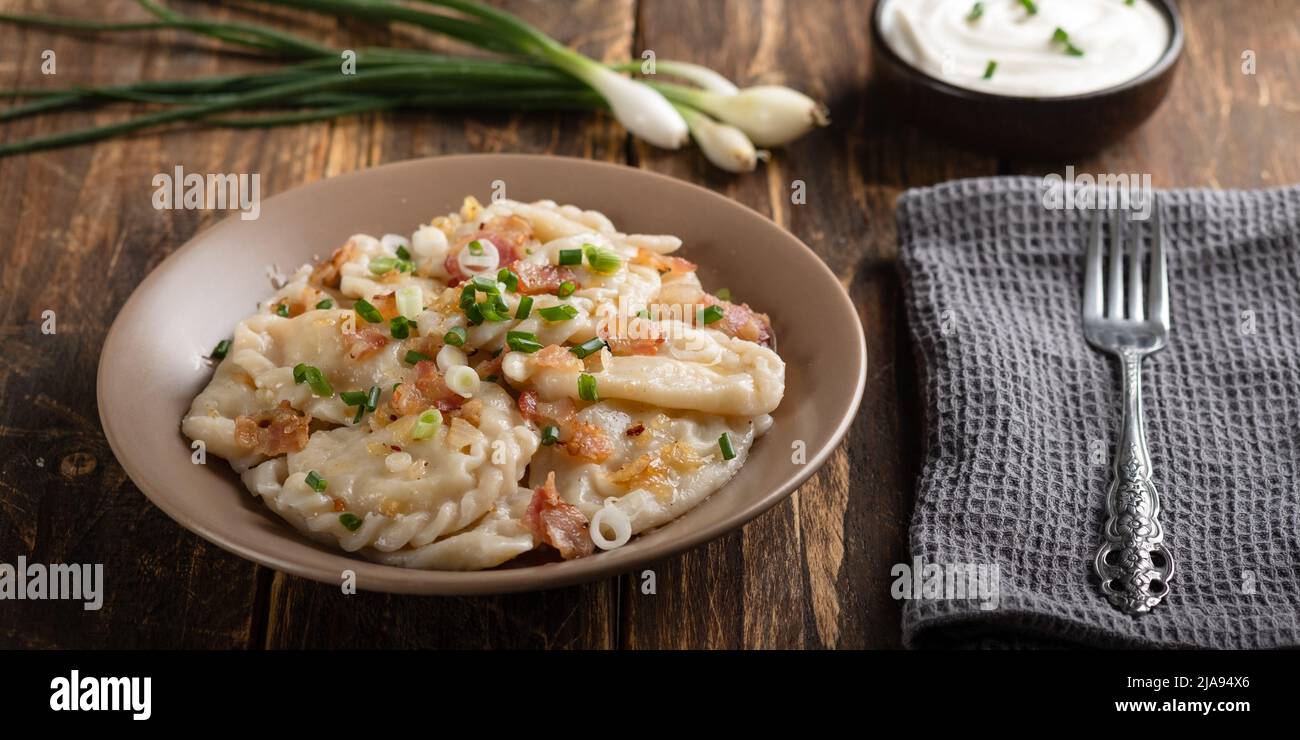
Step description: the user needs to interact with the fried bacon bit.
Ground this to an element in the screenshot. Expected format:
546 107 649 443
234 401 311 456
599 317 664 356
344 326 389 361
609 451 674 499
474 352 504 381
310 239 359 289
632 247 697 275
444 214 535 285
514 262 578 295
703 295 774 347
626 422 646 437
449 398 483 427
369 292 401 320
517 389 613 462
390 360 463 416
532 344 584 371
332 498 347 512
525 472 595 560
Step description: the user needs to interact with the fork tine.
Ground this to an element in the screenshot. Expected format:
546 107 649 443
1148 193 1169 327
1107 208 1125 319
1128 206 1145 322
1084 207 1103 319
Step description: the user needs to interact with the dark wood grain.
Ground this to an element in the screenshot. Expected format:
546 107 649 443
0 0 1296 649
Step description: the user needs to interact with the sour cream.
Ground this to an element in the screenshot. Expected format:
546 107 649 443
879 0 1171 98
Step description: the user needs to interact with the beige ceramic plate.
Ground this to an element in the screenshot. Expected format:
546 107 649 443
97 154 866 594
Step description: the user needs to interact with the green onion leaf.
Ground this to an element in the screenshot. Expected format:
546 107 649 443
465 303 485 326
292 363 333 397
411 408 443 440
1052 27 1084 56
478 294 512 322
515 295 534 320
715 288 732 302
354 298 383 324
558 248 582 266
210 339 231 360
538 304 579 322
467 239 485 256
315 298 334 310
583 243 623 274
340 390 368 406
339 513 363 532
540 425 560 446
506 330 544 354
983 60 997 79
718 432 737 461
578 373 599 402
967 2 984 21
353 405 365 424
557 280 576 298
701 305 725 325
275 303 290 317
404 350 431 365
389 315 411 339
365 385 381 412
471 274 499 294
305 470 327 492
396 245 412 261
497 268 519 292
369 256 399 274
1018 0 1038 15
459 285 477 310
569 337 606 359
444 326 468 347
636 309 651 320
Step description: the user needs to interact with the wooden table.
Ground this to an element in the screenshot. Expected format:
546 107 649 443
1 0 1296 649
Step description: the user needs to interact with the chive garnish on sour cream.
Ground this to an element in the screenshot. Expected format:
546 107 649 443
1052 27 1085 57
983 60 997 79
967 2 984 21
1018 0 1038 15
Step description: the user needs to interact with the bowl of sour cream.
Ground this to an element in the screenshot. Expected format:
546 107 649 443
872 0 1183 157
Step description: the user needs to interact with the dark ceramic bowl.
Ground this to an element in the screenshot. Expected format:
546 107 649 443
870 0 1183 158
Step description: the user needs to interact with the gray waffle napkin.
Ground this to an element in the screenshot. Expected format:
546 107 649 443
896 177 1300 649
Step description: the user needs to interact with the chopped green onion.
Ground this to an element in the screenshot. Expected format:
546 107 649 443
464 303 484 326
275 303 290 317
353 405 365 424
515 295 534 320
578 373 599 402
983 60 997 79
365 385 381 412
718 432 737 461
459 285 477 310
396 245 411 261
701 304 725 325
339 390 369 406
410 408 443 440
967 2 984 21
715 288 732 302
369 256 398 274
1051 27 1085 56
315 298 334 310
404 350 431 365
444 326 468 347
467 239 485 256
1018 0 1038 15
569 337 606 359
210 339 231 360
497 268 519 292
354 298 383 324
538 304 579 322
292 363 333 397
506 330 544 354
305 470 327 492
478 294 512 322
471 274 499 294
557 281 576 298
558 248 582 266
339 513 363 532
540 425 560 446
389 315 411 339
583 243 623 274
636 309 651 319
395 285 423 319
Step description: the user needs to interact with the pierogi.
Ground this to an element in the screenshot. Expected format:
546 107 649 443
182 197 785 570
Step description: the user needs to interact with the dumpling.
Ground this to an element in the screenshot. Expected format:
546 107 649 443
242 383 539 569
526 400 771 534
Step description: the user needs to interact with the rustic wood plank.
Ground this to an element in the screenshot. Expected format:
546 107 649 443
628 0 996 648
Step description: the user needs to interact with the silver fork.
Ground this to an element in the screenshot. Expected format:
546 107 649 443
1083 195 1174 616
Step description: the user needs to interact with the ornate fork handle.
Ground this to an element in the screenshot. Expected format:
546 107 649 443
1094 348 1175 615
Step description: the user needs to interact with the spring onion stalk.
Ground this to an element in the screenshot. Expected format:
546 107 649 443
612 59 739 95
654 82 829 147
676 104 761 173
